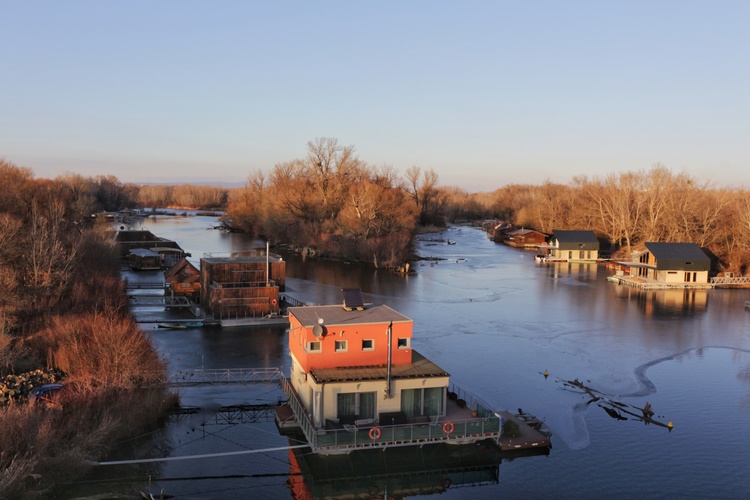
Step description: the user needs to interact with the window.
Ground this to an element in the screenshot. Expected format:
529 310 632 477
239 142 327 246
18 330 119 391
335 340 347 352
401 387 444 417
307 341 321 352
337 391 376 420
362 339 374 351
397 338 410 349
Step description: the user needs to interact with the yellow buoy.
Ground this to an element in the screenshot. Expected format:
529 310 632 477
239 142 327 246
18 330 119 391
543 369 549 379
667 421 674 430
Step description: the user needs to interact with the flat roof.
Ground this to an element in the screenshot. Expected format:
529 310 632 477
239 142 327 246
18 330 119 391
288 304 412 328
310 350 449 383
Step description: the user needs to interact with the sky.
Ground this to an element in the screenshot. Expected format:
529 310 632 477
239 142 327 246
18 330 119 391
2 1 749 192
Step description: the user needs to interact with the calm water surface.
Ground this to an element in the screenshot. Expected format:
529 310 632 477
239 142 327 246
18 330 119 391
69 216 750 499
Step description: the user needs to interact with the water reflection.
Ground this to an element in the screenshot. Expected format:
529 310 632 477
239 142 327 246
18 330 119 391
613 287 709 317
287 441 548 499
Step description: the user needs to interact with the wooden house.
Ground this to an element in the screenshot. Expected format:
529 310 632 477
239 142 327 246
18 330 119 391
542 230 600 261
200 250 285 319
505 228 547 249
627 242 711 284
164 258 201 297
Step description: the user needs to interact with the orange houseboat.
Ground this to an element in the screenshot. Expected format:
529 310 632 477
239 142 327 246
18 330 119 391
277 290 549 455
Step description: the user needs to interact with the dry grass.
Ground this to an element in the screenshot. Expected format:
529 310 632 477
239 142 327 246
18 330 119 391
0 388 178 498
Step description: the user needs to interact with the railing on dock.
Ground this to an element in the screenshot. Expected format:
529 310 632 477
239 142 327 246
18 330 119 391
711 276 750 286
279 376 501 454
169 367 284 386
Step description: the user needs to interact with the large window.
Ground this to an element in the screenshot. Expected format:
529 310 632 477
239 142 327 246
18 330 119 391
397 338 410 349
401 387 444 418
335 340 347 352
337 392 376 420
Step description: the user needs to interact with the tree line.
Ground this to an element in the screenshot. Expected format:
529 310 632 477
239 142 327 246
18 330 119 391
0 160 173 498
226 138 445 269
439 164 750 275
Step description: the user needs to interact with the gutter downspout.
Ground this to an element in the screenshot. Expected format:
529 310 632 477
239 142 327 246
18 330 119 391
385 321 393 399
266 241 270 286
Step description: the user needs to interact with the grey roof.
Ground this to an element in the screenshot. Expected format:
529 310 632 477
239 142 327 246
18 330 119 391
552 230 600 250
129 248 160 257
644 242 710 271
553 230 599 243
310 350 449 383
288 304 412 328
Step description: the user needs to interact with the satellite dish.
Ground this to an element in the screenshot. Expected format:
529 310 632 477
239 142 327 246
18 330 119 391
313 324 324 337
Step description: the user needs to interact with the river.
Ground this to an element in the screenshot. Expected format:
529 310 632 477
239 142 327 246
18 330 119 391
64 214 750 499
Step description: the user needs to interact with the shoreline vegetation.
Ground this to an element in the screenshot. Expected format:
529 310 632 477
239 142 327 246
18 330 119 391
115 140 750 275
0 161 176 499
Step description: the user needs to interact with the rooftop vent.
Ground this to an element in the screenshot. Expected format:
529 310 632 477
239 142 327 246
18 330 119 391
342 288 365 311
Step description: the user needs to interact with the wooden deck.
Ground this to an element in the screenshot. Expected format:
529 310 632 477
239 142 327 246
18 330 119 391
494 411 552 451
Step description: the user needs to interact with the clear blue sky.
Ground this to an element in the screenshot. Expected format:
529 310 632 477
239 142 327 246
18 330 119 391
2 1 748 191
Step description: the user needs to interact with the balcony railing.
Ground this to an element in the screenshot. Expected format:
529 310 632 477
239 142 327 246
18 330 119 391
280 376 501 454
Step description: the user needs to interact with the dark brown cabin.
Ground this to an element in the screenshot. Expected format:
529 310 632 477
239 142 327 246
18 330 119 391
200 251 286 319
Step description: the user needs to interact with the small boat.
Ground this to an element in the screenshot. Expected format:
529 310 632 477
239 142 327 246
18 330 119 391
157 323 187 329
607 276 620 284
516 408 552 437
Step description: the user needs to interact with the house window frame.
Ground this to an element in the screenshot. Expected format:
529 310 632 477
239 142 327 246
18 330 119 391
307 341 321 353
362 339 374 351
335 340 348 352
397 338 410 349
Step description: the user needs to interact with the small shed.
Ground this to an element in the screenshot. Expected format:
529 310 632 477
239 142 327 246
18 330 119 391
165 258 201 296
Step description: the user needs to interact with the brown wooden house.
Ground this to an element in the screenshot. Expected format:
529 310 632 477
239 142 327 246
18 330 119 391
505 228 548 248
200 250 286 319
164 258 201 297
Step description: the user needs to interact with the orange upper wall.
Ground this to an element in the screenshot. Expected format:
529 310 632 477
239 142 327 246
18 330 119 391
288 314 413 372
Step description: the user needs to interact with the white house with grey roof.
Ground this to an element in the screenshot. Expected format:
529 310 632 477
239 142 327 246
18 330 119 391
628 242 711 284
541 230 600 261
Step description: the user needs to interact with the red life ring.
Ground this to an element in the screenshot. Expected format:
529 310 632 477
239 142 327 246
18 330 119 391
271 299 278 305
369 427 381 440
443 422 454 435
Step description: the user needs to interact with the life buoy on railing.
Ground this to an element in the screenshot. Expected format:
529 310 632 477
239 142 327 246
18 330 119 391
271 299 278 305
443 421 454 435
369 427 381 440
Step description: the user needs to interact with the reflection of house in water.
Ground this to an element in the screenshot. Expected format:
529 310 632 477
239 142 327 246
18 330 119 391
616 286 709 317
287 440 524 499
200 250 285 321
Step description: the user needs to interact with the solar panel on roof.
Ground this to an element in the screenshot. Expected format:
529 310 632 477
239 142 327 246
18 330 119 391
342 288 365 310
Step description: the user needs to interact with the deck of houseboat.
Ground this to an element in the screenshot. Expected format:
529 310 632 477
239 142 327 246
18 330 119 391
277 376 550 455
